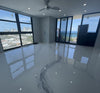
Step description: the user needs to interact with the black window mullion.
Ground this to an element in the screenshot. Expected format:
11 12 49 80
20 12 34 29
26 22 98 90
20 22 31 24
31 17 34 43
15 13 22 46
69 17 73 43
0 19 17 23
65 17 68 43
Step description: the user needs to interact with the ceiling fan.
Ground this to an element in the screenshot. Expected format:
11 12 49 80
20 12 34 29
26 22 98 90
39 0 60 11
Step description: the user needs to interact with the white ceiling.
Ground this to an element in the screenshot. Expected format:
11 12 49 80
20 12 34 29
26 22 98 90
0 0 100 18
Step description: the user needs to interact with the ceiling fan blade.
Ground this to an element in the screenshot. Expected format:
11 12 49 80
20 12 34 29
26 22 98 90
49 7 60 10
39 8 46 11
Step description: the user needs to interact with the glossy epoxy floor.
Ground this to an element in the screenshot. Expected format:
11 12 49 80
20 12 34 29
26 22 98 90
0 43 100 93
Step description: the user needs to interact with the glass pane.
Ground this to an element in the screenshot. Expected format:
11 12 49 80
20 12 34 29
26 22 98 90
19 14 31 23
0 21 18 32
83 13 100 33
21 34 33 45
66 17 72 42
60 18 67 42
20 23 32 32
0 9 16 21
56 19 60 41
0 35 21 50
70 15 82 43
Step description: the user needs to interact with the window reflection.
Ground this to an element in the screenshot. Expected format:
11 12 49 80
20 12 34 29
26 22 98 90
64 45 68 58
25 55 34 69
58 44 65 57
10 61 24 79
5 48 23 64
55 44 75 64
81 57 88 64
68 47 75 59
22 45 34 57
5 45 35 79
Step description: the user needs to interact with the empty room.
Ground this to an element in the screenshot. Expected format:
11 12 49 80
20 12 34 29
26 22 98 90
0 0 100 93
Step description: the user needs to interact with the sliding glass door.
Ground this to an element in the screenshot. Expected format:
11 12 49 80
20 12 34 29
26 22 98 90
60 18 67 42
56 17 73 43
70 15 82 43
66 17 72 42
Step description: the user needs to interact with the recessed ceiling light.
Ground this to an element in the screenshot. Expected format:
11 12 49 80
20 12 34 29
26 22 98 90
28 8 31 10
59 9 62 12
83 3 87 6
18 88 22 91
43 13 45 16
84 10 87 12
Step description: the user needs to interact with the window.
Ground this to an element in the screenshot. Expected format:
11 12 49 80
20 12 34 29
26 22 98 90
60 18 67 42
56 19 60 41
0 35 21 50
18 14 33 45
20 24 32 32
66 17 72 42
18 14 32 32
0 21 18 32
0 9 16 21
18 14 31 23
56 17 73 43
21 34 33 45
82 13 100 33
0 9 34 50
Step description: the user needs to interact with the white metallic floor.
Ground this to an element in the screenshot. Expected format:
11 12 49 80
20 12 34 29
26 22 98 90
0 43 100 93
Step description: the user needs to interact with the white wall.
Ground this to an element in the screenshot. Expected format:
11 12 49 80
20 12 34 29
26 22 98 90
40 17 50 43
95 26 100 48
32 17 41 43
38 16 56 43
49 17 56 43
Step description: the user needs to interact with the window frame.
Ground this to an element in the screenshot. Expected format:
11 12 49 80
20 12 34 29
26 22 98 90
81 12 100 33
55 16 73 43
56 12 100 45
0 8 34 51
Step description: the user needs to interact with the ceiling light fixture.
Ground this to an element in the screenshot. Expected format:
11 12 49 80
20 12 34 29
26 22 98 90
59 9 62 12
28 8 31 10
83 3 87 6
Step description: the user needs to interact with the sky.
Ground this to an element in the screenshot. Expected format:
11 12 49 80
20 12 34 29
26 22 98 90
0 9 31 32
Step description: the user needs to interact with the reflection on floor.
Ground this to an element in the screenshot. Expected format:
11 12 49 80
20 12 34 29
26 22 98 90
0 43 100 93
